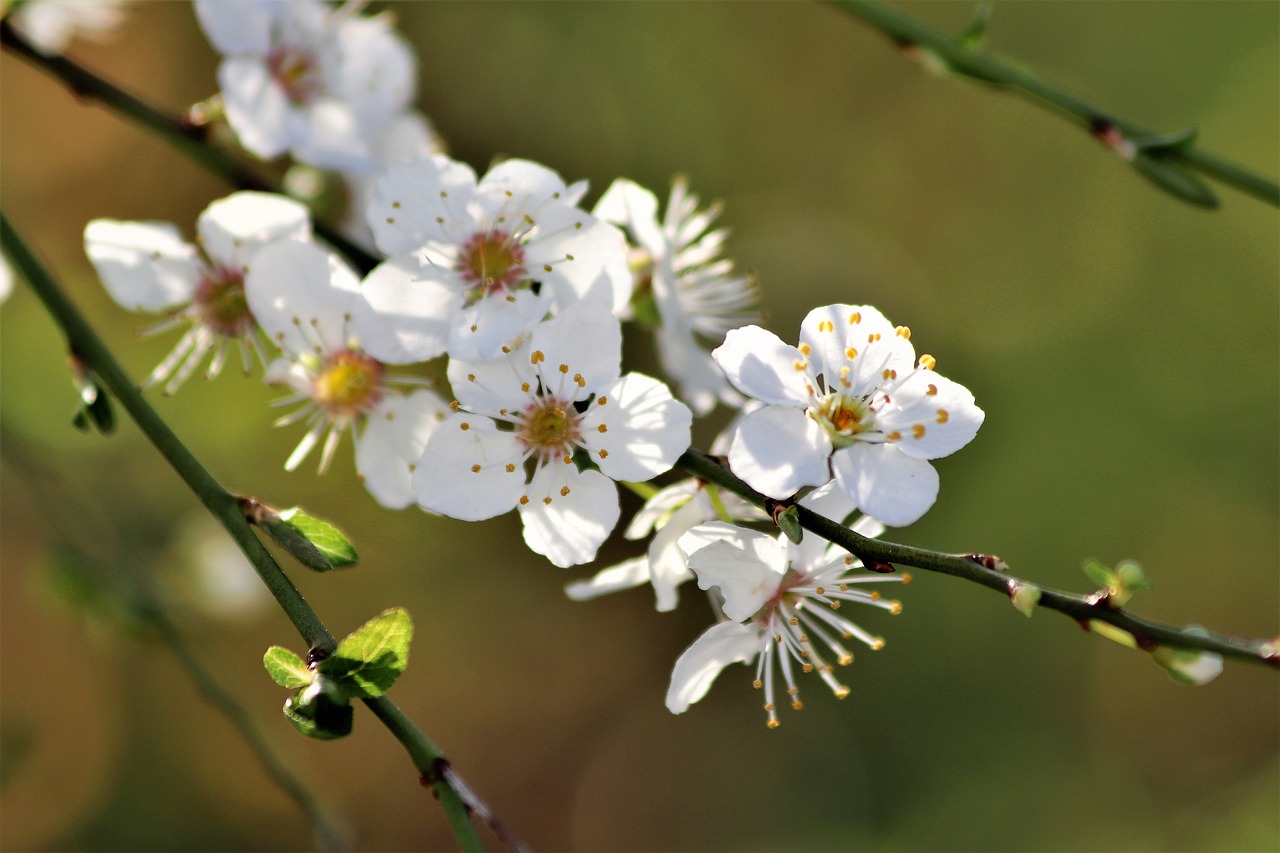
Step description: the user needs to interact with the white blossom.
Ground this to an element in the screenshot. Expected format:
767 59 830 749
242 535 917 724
668 485 903 727
713 304 984 526
84 191 311 393
6 0 130 55
413 301 692 567
360 155 633 362
244 239 448 508
595 176 758 414
194 0 416 171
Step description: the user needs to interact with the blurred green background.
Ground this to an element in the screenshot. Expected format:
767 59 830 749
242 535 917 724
2 2 1276 850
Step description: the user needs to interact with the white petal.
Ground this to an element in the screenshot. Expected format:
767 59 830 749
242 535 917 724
679 522 787 621
655 319 741 416
330 13 416 125
530 217 634 316
712 325 812 407
218 56 295 161
623 480 699 540
349 256 459 364
355 390 450 509
518 465 619 567
831 443 939 527
593 178 664 250
476 159 572 214
197 191 312 270
791 481 859 568
367 156 479 257
529 300 622 399
727 405 831 498
447 339 537 418
83 220 201 311
799 303 898 387
413 414 525 521
447 288 551 362
643 499 709 611
194 0 276 55
666 621 763 714
564 557 651 602
581 373 691 482
244 241 359 356
293 100 375 172
877 370 985 460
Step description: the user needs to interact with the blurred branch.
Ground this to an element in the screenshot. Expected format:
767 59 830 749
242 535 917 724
832 0 1280 209
142 601 350 852
679 449 1280 669
0 20 375 272
0 212 485 853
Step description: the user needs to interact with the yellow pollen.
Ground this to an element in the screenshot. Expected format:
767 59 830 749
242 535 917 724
839 653 853 665
798 343 812 356
574 374 585 387
886 430 901 441
505 463 516 472
830 601 842 610
868 332 881 343
793 359 806 372
870 591 881 601
467 373 476 382
598 449 608 458
519 495 529 505
936 409 949 423
913 424 926 439
839 583 848 591
543 496 552 505
815 586 825 595
449 400 460 411
901 573 913 584
895 325 911 338
834 686 850 699
597 424 607 432
871 638 885 651
471 464 481 473
753 679 763 689
882 368 896 380
543 265 552 273
767 719 779 729
849 312 861 324
559 364 569 374
530 350 545 364
460 422 470 430
436 216 444 224
560 486 570 497
818 319 834 332
789 616 799 626
844 556 853 565
919 354 936 370
845 347 858 359
596 396 607 405
890 601 903 615
926 383 938 396
521 382 530 392
563 454 572 464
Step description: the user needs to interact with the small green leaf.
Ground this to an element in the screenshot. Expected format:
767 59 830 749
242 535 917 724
263 646 313 689
1133 126 1199 152
260 507 358 572
1082 559 1113 588
1131 153 1220 209
321 607 413 699
959 2 993 49
283 684 353 740
71 377 115 434
1008 581 1041 618
1150 627 1223 686
1115 560 1152 593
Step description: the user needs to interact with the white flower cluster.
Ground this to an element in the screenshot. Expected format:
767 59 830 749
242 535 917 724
81 1 986 727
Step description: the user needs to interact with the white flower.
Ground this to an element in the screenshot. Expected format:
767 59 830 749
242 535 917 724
84 191 311 394
713 304 985 526
6 0 130 55
668 485 902 727
195 0 416 171
338 110 444 252
359 155 633 362
594 177 759 414
244 239 449 508
0 252 12 304
413 301 692 567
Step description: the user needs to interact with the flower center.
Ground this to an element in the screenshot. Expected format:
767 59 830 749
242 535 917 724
313 349 384 421
194 267 255 337
459 230 527 300
518 395 581 462
267 44 323 106
809 391 874 447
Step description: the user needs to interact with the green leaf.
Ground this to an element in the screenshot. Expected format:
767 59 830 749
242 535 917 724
775 506 803 545
321 607 413 699
71 377 115 434
283 685 353 740
1082 559 1113 588
1131 153 1220 210
260 507 358 572
1133 126 1199 152
263 646 313 689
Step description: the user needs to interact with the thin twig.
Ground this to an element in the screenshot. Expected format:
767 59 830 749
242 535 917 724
678 449 1279 668
831 0 1280 208
0 212 486 852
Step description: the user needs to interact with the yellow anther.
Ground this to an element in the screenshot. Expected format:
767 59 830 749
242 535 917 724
543 496 552 505
596 396 608 405
849 312 862 324
560 486 570 497
901 573 913 584
838 653 853 665
471 464 481 473
519 495 529 505
890 601 903 615
597 424 607 432
912 424 926 439
895 325 911 339
886 430 902 441
752 679 763 689
936 409 949 424
868 332 881 343
563 454 572 464
459 421 470 430
530 350 545 364
918 353 936 370
870 591 881 601
521 382 530 392
845 347 858 360
559 363 569 374
926 383 938 396
818 319 834 332
882 368 896 381
798 343 812 356
574 373 585 387
871 638 885 650
505 463 516 473
834 686 850 699
467 373 476 382
598 449 609 459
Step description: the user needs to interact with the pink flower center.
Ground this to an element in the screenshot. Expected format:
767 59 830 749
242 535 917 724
459 230 527 300
517 395 581 462
267 44 323 106
313 349 384 421
194 266 255 337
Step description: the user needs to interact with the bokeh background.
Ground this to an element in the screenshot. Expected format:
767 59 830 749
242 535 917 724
2 2 1277 850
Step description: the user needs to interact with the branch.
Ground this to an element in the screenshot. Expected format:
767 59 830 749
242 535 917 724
0 212 485 852
831 0 1280 209
0 20 375 273
677 449 1279 669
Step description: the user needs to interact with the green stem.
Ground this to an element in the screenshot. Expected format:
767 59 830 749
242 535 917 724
831 0 1280 208
0 212 484 851
677 449 1278 667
